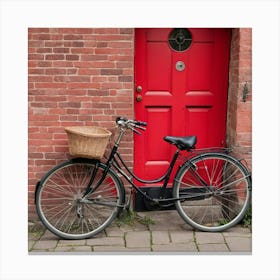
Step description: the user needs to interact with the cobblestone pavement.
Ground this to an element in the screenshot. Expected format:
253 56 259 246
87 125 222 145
28 210 251 254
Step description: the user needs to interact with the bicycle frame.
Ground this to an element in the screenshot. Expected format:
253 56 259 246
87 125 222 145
112 149 180 203
83 126 209 206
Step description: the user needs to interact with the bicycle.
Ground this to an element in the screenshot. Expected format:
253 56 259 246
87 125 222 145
35 117 252 239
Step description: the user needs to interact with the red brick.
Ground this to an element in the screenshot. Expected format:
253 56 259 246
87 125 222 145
36 48 52 53
29 40 44 47
119 76 133 82
71 47 93 54
53 47 70 53
45 41 64 47
72 41 84 47
80 54 108 61
96 42 108 48
29 68 45 75
29 133 53 139
67 82 100 89
57 28 93 34
66 54 80 61
29 114 59 121
45 54 65 60
52 61 73 67
94 28 120 34
78 69 100 75
45 68 67 75
64 34 83 40
35 82 67 88
33 34 51 40
59 101 81 108
101 69 123 75
28 153 44 159
38 61 52 67
29 54 44 60
35 159 57 166
29 76 53 82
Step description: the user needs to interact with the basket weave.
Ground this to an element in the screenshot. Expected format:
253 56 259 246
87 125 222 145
65 126 112 159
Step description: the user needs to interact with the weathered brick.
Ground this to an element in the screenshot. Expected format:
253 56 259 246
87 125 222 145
53 47 70 53
45 54 65 60
101 68 123 75
66 54 79 60
64 34 83 40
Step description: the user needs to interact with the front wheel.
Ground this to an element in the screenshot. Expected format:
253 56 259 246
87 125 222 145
173 153 251 232
35 158 125 239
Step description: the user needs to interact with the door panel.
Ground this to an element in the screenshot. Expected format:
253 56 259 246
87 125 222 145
147 43 172 91
185 106 212 148
188 44 213 89
145 107 172 178
134 28 231 183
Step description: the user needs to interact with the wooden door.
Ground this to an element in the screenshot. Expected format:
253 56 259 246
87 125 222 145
134 28 231 183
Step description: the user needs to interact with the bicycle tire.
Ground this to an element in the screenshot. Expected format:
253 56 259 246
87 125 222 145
35 158 125 239
173 152 251 232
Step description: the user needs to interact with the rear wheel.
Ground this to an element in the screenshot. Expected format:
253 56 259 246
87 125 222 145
173 153 251 232
35 158 125 239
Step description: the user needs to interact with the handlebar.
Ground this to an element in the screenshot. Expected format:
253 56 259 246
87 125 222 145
115 116 147 135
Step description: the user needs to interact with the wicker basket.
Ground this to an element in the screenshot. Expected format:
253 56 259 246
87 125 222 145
65 126 112 159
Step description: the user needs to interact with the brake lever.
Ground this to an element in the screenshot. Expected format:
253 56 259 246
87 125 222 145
128 125 141 135
134 124 146 131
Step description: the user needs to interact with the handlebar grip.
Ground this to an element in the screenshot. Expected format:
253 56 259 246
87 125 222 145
135 120 147 127
116 117 147 127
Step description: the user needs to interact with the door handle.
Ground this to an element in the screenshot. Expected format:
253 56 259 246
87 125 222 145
136 95 143 102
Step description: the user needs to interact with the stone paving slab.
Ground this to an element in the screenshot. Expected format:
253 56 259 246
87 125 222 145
151 230 170 245
125 231 151 248
225 236 251 252
152 242 197 252
195 232 225 244
87 236 124 246
28 210 252 254
170 230 194 244
32 240 58 250
198 243 229 252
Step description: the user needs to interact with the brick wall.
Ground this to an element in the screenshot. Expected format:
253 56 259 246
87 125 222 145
227 28 252 169
28 28 134 214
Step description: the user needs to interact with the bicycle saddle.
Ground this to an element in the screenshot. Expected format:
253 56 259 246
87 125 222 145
163 135 197 151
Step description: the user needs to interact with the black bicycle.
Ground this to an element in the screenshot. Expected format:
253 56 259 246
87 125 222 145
35 117 251 239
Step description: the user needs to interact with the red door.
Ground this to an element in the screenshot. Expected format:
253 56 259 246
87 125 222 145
134 28 231 183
